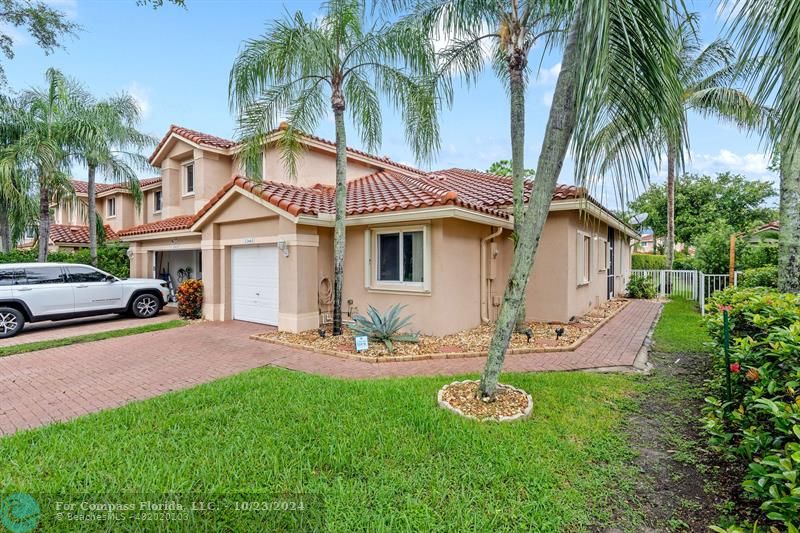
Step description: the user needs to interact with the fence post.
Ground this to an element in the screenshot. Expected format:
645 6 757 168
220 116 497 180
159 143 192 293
659 270 666 297
734 271 739 287
700 273 706 315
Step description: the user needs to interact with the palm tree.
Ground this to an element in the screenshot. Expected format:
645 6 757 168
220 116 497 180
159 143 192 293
229 0 439 336
660 15 762 268
75 95 155 265
0 69 99 262
728 0 800 292
406 0 684 398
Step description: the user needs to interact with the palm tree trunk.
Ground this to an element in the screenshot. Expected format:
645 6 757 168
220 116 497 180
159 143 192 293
331 92 347 335
38 181 50 262
0 200 11 252
479 16 580 398
778 144 800 292
88 164 98 266
665 141 676 269
509 60 528 332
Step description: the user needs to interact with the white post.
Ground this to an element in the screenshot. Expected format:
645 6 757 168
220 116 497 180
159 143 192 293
660 270 666 297
700 272 706 316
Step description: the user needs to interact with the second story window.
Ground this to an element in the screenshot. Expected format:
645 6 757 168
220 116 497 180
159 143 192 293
184 163 194 195
107 197 116 218
154 190 162 213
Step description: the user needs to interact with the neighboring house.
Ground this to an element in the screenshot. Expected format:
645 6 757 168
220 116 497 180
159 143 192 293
636 233 655 254
113 124 638 336
18 224 118 252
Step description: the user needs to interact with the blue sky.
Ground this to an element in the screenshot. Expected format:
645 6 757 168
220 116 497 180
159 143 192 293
4 0 775 209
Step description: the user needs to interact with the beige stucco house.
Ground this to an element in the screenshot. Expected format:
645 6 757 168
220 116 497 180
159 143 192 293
96 124 638 336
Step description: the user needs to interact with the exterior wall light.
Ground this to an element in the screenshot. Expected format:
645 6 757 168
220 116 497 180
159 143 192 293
277 240 289 257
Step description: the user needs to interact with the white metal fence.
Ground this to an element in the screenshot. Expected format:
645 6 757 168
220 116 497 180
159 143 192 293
630 269 740 314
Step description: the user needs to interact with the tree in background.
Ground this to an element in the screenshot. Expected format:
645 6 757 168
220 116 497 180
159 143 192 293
595 14 763 269
729 0 800 292
628 172 776 246
407 0 683 398
75 95 154 265
229 0 439 336
0 68 101 262
486 159 535 179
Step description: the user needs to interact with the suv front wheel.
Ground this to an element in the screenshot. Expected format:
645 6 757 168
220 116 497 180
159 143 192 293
131 293 161 319
0 307 24 338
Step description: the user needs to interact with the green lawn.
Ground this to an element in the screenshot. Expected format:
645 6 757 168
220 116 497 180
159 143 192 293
652 297 711 353
0 319 186 357
0 368 641 530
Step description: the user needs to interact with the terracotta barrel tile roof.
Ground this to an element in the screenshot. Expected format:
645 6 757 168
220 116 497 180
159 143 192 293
70 177 161 195
117 215 195 237
49 224 118 244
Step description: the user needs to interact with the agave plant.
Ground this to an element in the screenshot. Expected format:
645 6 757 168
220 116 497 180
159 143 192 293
349 304 420 353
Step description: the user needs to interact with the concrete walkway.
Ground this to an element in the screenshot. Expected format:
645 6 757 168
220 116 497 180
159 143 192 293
0 300 661 436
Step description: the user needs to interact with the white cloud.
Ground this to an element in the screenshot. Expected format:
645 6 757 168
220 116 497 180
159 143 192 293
43 0 78 20
689 149 773 178
127 82 152 119
532 63 561 85
541 90 554 107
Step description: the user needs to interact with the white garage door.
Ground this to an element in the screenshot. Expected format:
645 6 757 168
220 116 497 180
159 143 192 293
231 245 279 325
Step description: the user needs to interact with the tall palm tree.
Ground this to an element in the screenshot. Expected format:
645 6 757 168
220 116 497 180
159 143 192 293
406 0 683 398
229 0 439 335
728 0 800 292
75 95 155 265
0 68 99 262
661 15 762 268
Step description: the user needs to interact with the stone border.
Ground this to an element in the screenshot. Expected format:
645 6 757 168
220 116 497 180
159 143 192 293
437 380 533 422
250 299 631 363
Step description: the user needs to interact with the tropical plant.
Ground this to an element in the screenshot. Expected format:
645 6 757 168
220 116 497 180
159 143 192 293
626 275 657 299
611 14 764 269
486 160 535 180
727 0 800 292
176 279 203 320
403 0 684 397
0 244 130 278
229 0 439 337
74 94 155 265
0 68 101 262
349 304 420 352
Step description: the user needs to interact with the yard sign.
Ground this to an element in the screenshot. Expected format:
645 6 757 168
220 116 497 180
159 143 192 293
354 336 369 352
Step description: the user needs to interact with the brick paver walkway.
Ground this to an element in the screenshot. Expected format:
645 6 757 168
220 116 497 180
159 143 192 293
0 300 660 436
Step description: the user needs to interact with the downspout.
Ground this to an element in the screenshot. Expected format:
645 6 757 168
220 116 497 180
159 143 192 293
481 226 504 323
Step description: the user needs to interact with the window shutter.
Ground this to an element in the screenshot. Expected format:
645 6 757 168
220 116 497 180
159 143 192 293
576 231 584 285
364 229 371 288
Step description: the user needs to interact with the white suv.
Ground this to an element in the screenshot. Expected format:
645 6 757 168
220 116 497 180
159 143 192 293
0 263 171 338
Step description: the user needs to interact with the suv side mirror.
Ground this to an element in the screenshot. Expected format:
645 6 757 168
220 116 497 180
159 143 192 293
105 275 117 282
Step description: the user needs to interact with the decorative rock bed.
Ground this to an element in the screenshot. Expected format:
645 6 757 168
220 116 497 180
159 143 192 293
250 298 630 362
437 380 533 422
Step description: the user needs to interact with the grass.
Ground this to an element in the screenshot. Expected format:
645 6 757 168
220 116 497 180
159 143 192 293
0 368 642 530
0 319 186 357
652 297 711 353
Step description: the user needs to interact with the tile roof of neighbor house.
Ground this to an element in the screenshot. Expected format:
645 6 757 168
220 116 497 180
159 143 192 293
70 177 161 195
116 215 196 237
49 224 118 244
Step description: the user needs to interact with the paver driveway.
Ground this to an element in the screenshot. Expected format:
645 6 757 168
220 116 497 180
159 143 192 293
0 300 660 436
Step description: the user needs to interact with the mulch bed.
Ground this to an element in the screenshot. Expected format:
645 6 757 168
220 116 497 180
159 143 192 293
253 298 629 359
438 380 532 421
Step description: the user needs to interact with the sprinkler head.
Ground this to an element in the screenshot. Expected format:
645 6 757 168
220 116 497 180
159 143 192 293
524 328 533 343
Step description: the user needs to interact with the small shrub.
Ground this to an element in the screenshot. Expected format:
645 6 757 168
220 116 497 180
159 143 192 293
632 253 666 270
176 279 203 320
349 304 419 352
626 274 656 299
738 243 778 270
672 253 696 270
738 266 778 288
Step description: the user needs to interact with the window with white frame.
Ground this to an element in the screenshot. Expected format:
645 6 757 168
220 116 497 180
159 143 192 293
598 237 609 271
106 197 116 218
183 162 194 195
153 190 162 213
577 231 591 285
366 226 429 291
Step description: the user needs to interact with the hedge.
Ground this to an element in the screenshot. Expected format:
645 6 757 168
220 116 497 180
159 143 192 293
0 245 130 278
631 253 667 270
739 266 778 288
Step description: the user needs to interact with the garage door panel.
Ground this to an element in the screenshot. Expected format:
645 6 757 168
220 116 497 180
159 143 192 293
232 246 279 325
